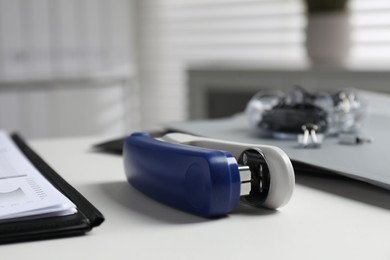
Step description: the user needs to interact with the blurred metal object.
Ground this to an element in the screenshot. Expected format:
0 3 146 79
245 86 368 140
338 133 373 145
298 124 323 148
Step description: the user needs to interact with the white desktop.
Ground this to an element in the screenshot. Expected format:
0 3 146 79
1 133 389 260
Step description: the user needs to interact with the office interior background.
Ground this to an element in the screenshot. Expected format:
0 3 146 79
0 0 388 138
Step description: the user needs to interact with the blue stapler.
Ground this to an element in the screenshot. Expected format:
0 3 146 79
123 132 295 218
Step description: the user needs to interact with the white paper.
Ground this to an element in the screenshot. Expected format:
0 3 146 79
0 131 77 220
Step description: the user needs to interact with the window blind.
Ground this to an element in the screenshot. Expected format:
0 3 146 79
0 0 133 82
137 0 305 129
350 0 390 60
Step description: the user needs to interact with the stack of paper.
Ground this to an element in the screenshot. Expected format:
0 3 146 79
0 131 76 221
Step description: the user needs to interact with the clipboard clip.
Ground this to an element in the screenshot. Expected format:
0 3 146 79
123 132 295 218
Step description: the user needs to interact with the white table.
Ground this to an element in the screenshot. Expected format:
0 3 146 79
2 135 390 260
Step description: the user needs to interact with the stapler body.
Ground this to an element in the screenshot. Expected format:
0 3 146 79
123 132 294 218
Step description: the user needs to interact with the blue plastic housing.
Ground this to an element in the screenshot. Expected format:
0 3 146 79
123 132 241 217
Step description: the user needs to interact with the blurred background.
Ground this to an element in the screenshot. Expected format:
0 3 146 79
0 0 389 138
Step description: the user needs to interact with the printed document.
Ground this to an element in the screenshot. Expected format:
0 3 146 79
0 131 77 221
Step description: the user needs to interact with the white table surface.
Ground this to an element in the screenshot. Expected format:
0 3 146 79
2 135 390 260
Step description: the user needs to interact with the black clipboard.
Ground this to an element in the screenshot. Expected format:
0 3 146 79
0 133 104 244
